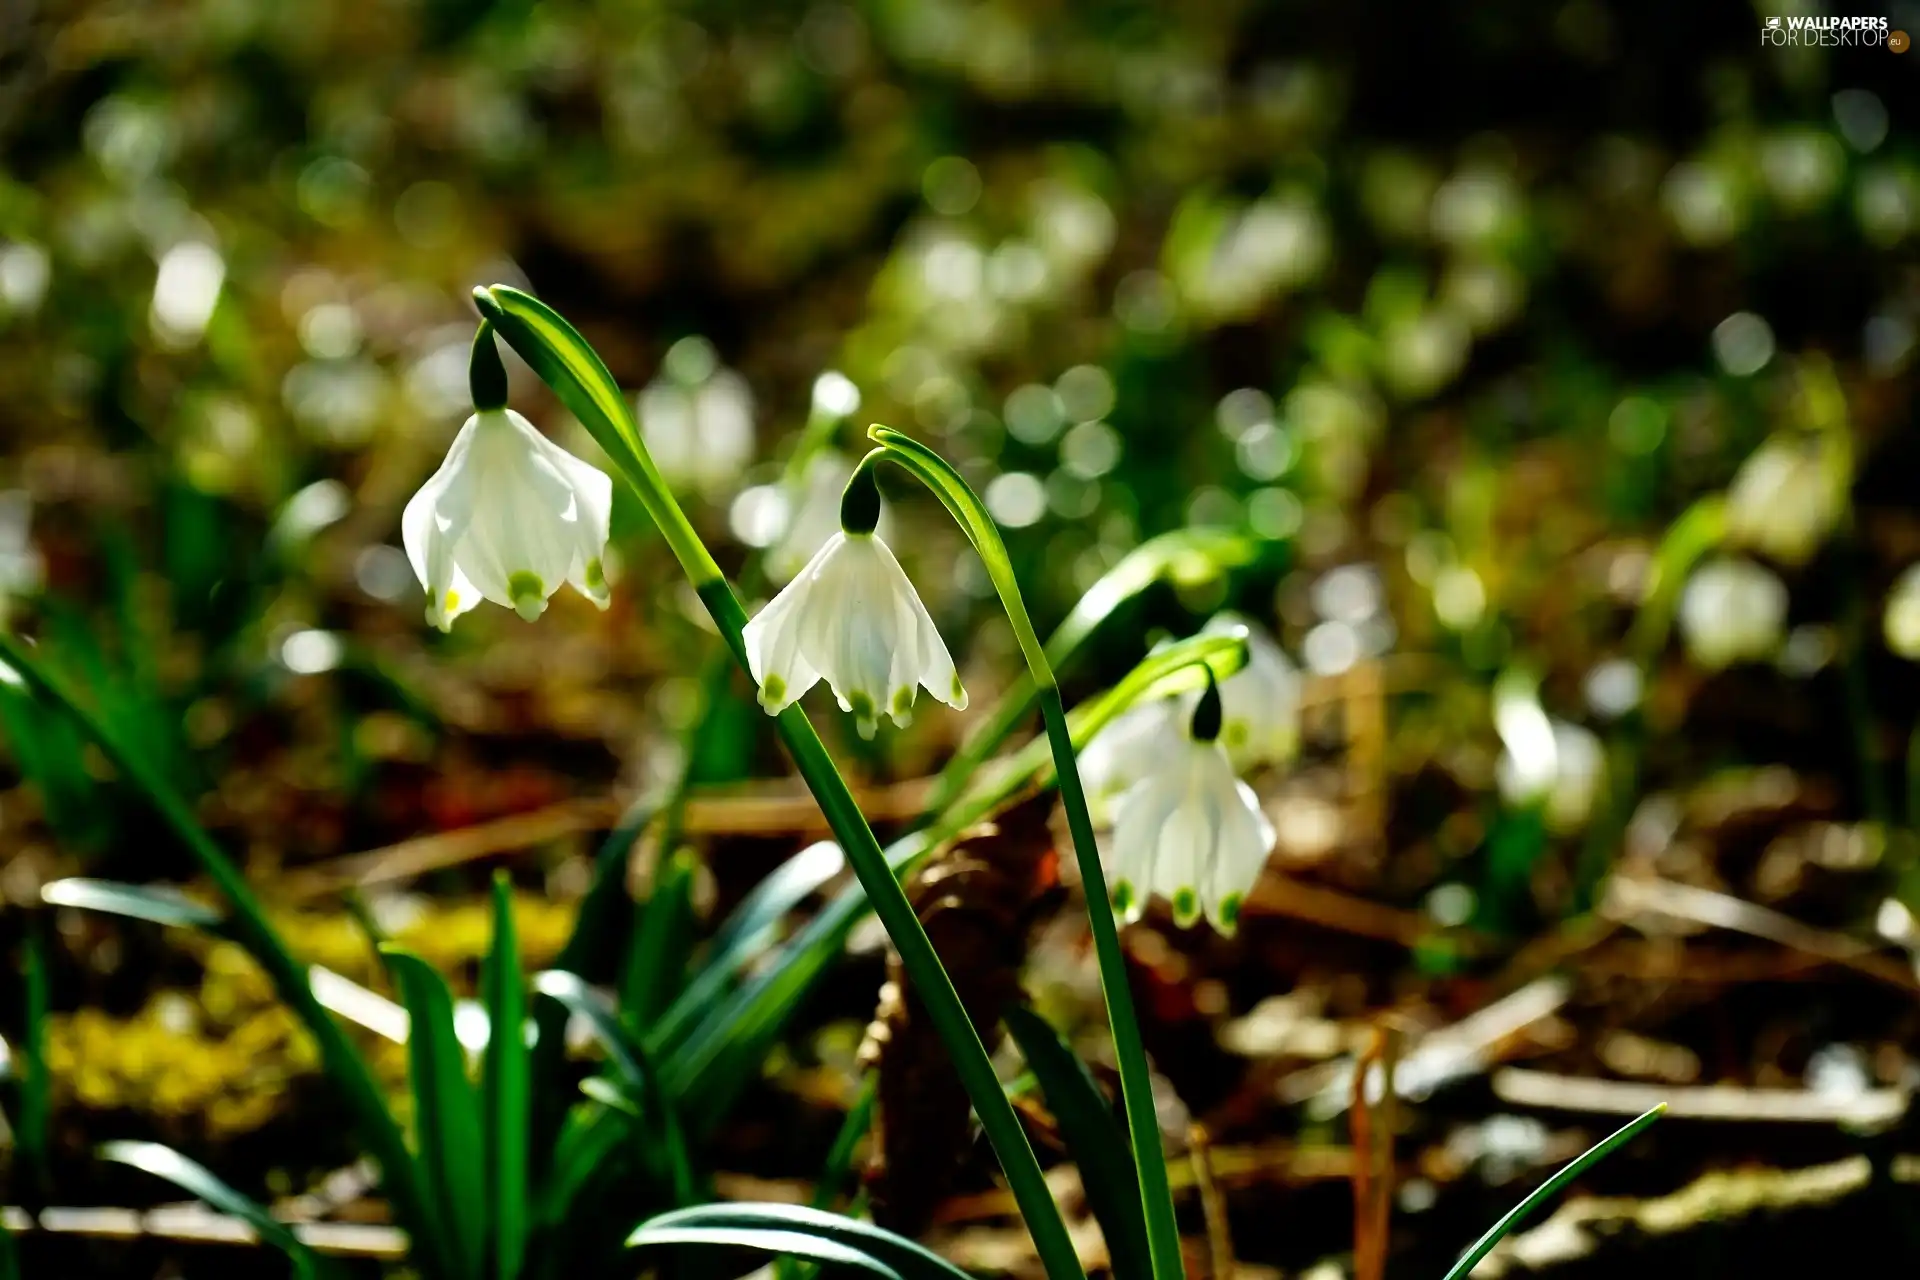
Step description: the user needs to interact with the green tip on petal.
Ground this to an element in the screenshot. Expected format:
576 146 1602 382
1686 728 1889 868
890 686 915 717
950 673 967 707
848 689 876 722
1172 887 1200 927
583 557 609 596
855 716 879 741
508 570 547 621
1216 893 1243 935
759 674 787 712
1112 879 1136 918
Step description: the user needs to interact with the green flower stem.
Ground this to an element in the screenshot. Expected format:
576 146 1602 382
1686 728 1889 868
864 427 1187 1280
0 632 443 1278
474 287 1084 1280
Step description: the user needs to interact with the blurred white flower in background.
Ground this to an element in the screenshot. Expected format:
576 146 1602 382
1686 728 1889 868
638 336 756 498
1884 564 1920 661
1678 556 1788 670
1493 679 1607 835
1193 612 1301 771
402 408 613 631
1078 698 1183 823
1724 434 1846 566
0 490 45 627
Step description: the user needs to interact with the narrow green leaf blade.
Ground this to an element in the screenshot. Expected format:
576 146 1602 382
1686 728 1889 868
623 846 697 1032
102 1141 324 1278
636 1204 971 1280
385 947 487 1280
1003 1007 1150 1280
481 874 529 1280
627 1225 902 1280
41 878 223 931
650 839 845 1056
1441 1104 1665 1280
19 928 49 1191
533 970 695 1205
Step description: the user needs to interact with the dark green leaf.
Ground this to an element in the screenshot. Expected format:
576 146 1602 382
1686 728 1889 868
1003 1007 1150 1280
649 838 845 1057
385 947 487 1280
623 846 697 1032
481 875 529 1280
533 969 695 1205
19 928 49 1191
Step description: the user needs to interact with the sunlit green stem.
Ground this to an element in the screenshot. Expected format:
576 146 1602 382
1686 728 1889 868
864 427 1187 1280
474 287 1084 1280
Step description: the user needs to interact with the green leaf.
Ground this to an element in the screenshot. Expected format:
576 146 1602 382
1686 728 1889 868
533 969 695 1205
811 1072 877 1212
635 1204 973 1280
649 838 845 1056
1003 1007 1150 1280
41 878 224 931
385 947 487 1280
19 928 49 1192
530 794 658 1171
101 1141 327 1279
481 875 529 1280
623 845 697 1032
1441 1104 1665 1280
628 1225 903 1280
0 634 436 1275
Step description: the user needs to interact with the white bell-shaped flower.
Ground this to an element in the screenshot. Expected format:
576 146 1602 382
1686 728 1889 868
1192 612 1301 770
1678 556 1787 670
1107 680 1275 935
743 515 967 738
638 337 756 499
402 407 613 632
1077 697 1183 824
1725 434 1845 567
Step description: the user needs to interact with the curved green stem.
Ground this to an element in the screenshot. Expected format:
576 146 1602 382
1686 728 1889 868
475 288 1084 1280
866 426 1187 1280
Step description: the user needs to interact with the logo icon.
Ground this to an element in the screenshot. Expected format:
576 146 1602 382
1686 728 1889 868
1766 15 1781 27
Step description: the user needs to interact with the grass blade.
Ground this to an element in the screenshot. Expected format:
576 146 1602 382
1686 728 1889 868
623 846 697 1032
649 838 845 1057
628 1225 902 1280
1003 1006 1151 1280
385 947 487 1280
1440 1104 1665 1280
481 874 529 1280
18 928 49 1197
637 1204 972 1280
533 969 695 1205
41 878 224 930
102 1141 326 1278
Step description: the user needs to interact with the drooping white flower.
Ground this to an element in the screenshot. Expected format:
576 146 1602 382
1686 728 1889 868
1493 676 1606 834
1077 697 1183 823
1107 681 1275 935
401 408 613 632
1725 434 1846 566
1194 611 1301 770
742 529 966 738
1677 556 1787 670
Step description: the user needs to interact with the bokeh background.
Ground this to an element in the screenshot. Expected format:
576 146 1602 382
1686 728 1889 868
4 0 1920 1276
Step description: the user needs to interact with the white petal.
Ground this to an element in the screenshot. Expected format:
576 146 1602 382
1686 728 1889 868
744 573 823 713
